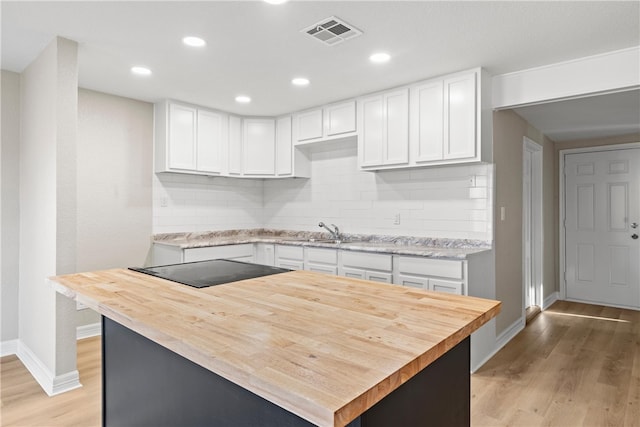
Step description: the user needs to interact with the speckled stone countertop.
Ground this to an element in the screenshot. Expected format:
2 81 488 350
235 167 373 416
153 229 491 260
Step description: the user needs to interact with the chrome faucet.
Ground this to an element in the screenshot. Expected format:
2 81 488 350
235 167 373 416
318 222 340 240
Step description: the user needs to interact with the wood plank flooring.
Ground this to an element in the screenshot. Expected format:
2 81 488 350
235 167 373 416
0 337 101 426
1 301 638 426
472 301 640 427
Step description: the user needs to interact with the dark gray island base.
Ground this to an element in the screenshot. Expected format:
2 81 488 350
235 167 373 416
102 316 470 427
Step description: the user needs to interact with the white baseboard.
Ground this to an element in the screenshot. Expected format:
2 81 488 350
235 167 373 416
543 291 559 310
471 316 525 373
16 341 82 396
0 339 19 357
77 322 101 340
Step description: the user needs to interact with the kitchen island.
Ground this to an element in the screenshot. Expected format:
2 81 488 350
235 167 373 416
50 268 500 427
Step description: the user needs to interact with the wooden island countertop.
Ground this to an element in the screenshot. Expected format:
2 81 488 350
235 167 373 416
50 268 500 427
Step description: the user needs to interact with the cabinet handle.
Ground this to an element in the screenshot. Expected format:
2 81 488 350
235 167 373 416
632 234 639 240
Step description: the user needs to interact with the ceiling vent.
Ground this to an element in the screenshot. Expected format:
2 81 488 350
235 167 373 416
301 16 362 46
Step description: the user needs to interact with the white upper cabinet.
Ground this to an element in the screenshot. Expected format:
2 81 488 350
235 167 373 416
243 118 276 176
293 100 357 145
196 109 224 173
295 109 323 142
324 101 357 137
409 70 479 168
167 103 196 170
276 115 293 176
357 88 409 169
228 115 243 176
155 101 225 175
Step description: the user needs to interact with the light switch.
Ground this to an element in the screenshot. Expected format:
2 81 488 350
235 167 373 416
500 206 506 221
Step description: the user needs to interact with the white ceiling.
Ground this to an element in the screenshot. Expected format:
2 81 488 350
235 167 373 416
2 1 639 141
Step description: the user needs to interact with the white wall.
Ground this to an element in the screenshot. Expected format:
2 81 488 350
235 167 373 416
1 70 21 344
264 143 493 241
152 142 493 241
153 173 263 234
18 37 78 392
75 89 154 326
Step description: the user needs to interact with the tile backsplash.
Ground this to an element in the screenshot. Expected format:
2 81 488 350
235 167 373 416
153 142 494 241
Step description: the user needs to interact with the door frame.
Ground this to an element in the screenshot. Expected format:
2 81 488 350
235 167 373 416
522 137 543 313
558 142 640 300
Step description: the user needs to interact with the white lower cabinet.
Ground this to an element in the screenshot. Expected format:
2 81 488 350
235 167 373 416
339 251 393 284
393 256 467 295
152 243 255 265
254 243 275 266
275 245 304 270
153 243 468 296
305 247 338 275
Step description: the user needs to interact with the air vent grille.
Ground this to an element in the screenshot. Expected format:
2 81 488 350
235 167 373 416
301 16 362 46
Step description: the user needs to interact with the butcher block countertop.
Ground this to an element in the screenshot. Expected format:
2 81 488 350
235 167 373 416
50 268 500 427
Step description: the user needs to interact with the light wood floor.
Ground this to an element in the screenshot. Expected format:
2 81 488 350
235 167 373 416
472 300 640 426
1 301 638 426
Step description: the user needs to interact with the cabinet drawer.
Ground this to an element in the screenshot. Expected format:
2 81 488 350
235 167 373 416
341 252 392 272
396 256 463 279
366 271 393 284
275 245 304 260
184 244 254 262
397 274 429 289
342 268 366 280
430 278 464 295
276 260 303 271
307 264 338 275
306 248 338 264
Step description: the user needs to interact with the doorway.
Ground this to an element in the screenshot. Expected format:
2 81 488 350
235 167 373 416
523 137 543 321
561 144 640 309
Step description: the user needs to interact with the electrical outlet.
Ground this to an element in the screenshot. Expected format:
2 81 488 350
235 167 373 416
160 197 168 207
394 213 401 225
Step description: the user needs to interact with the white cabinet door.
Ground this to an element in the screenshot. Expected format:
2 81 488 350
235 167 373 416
397 274 429 289
385 89 410 165
342 267 366 280
168 104 197 170
411 80 444 163
365 271 393 284
276 116 293 176
228 116 243 175
358 88 409 168
430 278 464 295
443 72 476 160
243 118 275 175
325 101 356 137
358 94 384 166
196 109 223 173
296 109 323 142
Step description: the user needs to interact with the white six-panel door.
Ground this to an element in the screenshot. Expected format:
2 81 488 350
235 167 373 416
564 147 640 309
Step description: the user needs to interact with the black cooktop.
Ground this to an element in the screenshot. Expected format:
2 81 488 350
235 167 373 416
129 259 290 288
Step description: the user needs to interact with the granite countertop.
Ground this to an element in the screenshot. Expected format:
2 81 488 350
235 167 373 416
152 229 491 260
50 268 500 427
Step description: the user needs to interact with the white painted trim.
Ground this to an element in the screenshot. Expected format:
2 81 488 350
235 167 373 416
542 291 559 310
493 46 640 109
77 322 102 340
16 340 82 396
471 316 525 373
0 339 19 357
522 137 544 320
558 142 640 303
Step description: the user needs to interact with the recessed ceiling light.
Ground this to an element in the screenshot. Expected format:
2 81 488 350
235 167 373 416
182 36 206 47
291 77 310 87
369 52 391 64
264 0 289 4
235 95 251 104
131 66 152 76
